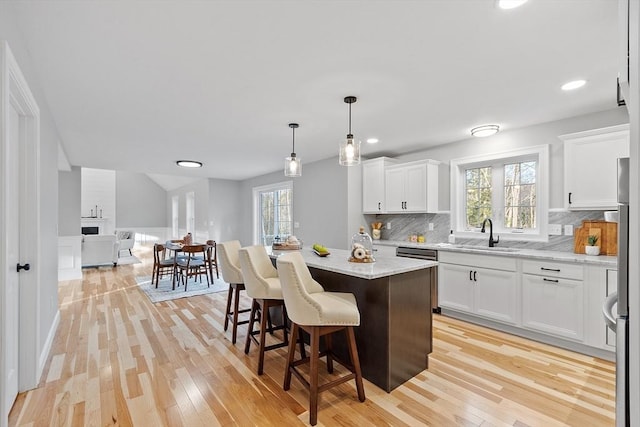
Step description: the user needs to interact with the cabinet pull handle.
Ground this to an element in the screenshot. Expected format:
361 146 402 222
378 202 381 211
473 271 477 281
541 267 561 272
568 192 572 205
469 270 473 281
543 278 559 283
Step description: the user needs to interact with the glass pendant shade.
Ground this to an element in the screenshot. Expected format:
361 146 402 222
339 135 361 166
339 96 361 166
285 153 301 177
284 123 301 177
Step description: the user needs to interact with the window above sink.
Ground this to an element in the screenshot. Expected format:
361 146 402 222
450 145 550 243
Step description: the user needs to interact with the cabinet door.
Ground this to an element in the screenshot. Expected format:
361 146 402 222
475 268 518 324
438 263 473 313
403 162 428 212
385 167 406 213
522 274 584 341
362 160 386 213
563 125 629 210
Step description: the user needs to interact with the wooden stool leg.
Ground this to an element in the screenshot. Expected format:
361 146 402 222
224 284 233 332
298 328 306 359
309 326 320 426
283 323 298 391
281 303 289 347
325 333 334 374
346 326 365 402
244 300 258 354
257 300 268 375
231 285 241 345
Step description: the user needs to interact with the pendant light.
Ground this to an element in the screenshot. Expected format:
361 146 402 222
284 123 301 177
339 96 361 166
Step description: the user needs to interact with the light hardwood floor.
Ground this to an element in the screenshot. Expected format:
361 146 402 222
9 245 615 426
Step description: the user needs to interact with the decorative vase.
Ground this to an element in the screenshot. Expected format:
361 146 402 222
585 245 600 256
372 229 381 240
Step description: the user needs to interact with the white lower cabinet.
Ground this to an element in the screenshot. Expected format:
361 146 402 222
437 250 614 358
439 252 518 325
522 274 583 341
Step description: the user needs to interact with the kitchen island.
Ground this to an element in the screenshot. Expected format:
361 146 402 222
270 247 437 392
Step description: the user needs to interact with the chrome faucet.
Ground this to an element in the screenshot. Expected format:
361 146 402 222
481 218 499 247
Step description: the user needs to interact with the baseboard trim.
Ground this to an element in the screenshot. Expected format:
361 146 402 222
38 309 60 381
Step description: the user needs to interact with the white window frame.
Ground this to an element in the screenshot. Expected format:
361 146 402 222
252 181 294 245
450 145 549 242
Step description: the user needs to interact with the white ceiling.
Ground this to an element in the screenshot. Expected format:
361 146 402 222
10 0 620 182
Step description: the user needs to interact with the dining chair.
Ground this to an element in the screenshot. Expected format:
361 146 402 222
218 240 251 344
276 251 365 426
176 244 209 291
205 240 219 280
152 243 175 287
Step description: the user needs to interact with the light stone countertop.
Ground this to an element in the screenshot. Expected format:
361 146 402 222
374 240 618 267
269 247 437 280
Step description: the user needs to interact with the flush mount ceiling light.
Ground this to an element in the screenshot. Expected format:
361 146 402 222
339 96 361 166
366 138 379 144
284 123 302 177
561 79 587 91
497 0 528 9
176 160 203 168
470 124 500 138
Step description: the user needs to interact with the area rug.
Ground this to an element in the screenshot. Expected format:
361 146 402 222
135 275 228 303
117 255 142 265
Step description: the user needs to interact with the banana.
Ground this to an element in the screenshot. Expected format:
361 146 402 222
313 243 328 253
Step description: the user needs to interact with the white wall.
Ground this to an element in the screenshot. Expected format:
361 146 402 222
208 178 242 243
58 167 81 236
116 171 167 228
166 178 210 242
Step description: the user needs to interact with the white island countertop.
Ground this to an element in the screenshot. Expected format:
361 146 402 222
269 247 437 280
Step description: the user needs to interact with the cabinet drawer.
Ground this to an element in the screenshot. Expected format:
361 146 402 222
522 259 583 280
439 251 517 272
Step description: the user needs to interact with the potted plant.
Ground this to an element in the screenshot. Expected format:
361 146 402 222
585 235 600 256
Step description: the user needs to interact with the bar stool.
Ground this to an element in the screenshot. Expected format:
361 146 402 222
276 251 365 426
238 245 291 375
217 241 251 345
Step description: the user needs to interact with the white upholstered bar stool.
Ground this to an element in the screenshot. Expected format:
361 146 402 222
276 252 365 426
217 241 251 345
238 245 290 375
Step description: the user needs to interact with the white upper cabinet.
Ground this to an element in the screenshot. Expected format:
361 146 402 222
561 124 629 210
384 160 439 213
362 157 398 213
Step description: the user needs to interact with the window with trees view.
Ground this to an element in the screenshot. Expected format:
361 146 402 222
452 145 549 241
253 182 293 245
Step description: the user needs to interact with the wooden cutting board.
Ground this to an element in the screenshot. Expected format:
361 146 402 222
573 220 617 255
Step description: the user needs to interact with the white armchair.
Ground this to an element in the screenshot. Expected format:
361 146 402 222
115 230 135 256
81 234 118 267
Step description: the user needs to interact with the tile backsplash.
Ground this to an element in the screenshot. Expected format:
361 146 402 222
364 210 611 252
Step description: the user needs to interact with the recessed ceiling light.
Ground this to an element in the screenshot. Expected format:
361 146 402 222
561 79 587 91
176 160 203 168
470 125 500 138
366 138 379 144
497 0 528 9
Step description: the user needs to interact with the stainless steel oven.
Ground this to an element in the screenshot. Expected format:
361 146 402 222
396 246 439 313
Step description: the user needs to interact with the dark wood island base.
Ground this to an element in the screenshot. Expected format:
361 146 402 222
308 266 432 392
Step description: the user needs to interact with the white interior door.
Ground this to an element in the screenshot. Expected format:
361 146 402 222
2 97 21 422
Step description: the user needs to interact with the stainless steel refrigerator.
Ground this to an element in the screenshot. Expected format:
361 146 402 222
603 157 630 427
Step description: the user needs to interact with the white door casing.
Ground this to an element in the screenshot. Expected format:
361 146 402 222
0 41 41 425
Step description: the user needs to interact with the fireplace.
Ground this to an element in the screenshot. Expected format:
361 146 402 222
81 226 99 235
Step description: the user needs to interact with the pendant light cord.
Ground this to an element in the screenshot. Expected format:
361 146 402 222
292 126 295 152
348 102 352 135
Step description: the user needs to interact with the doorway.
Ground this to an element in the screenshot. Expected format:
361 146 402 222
0 42 42 425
